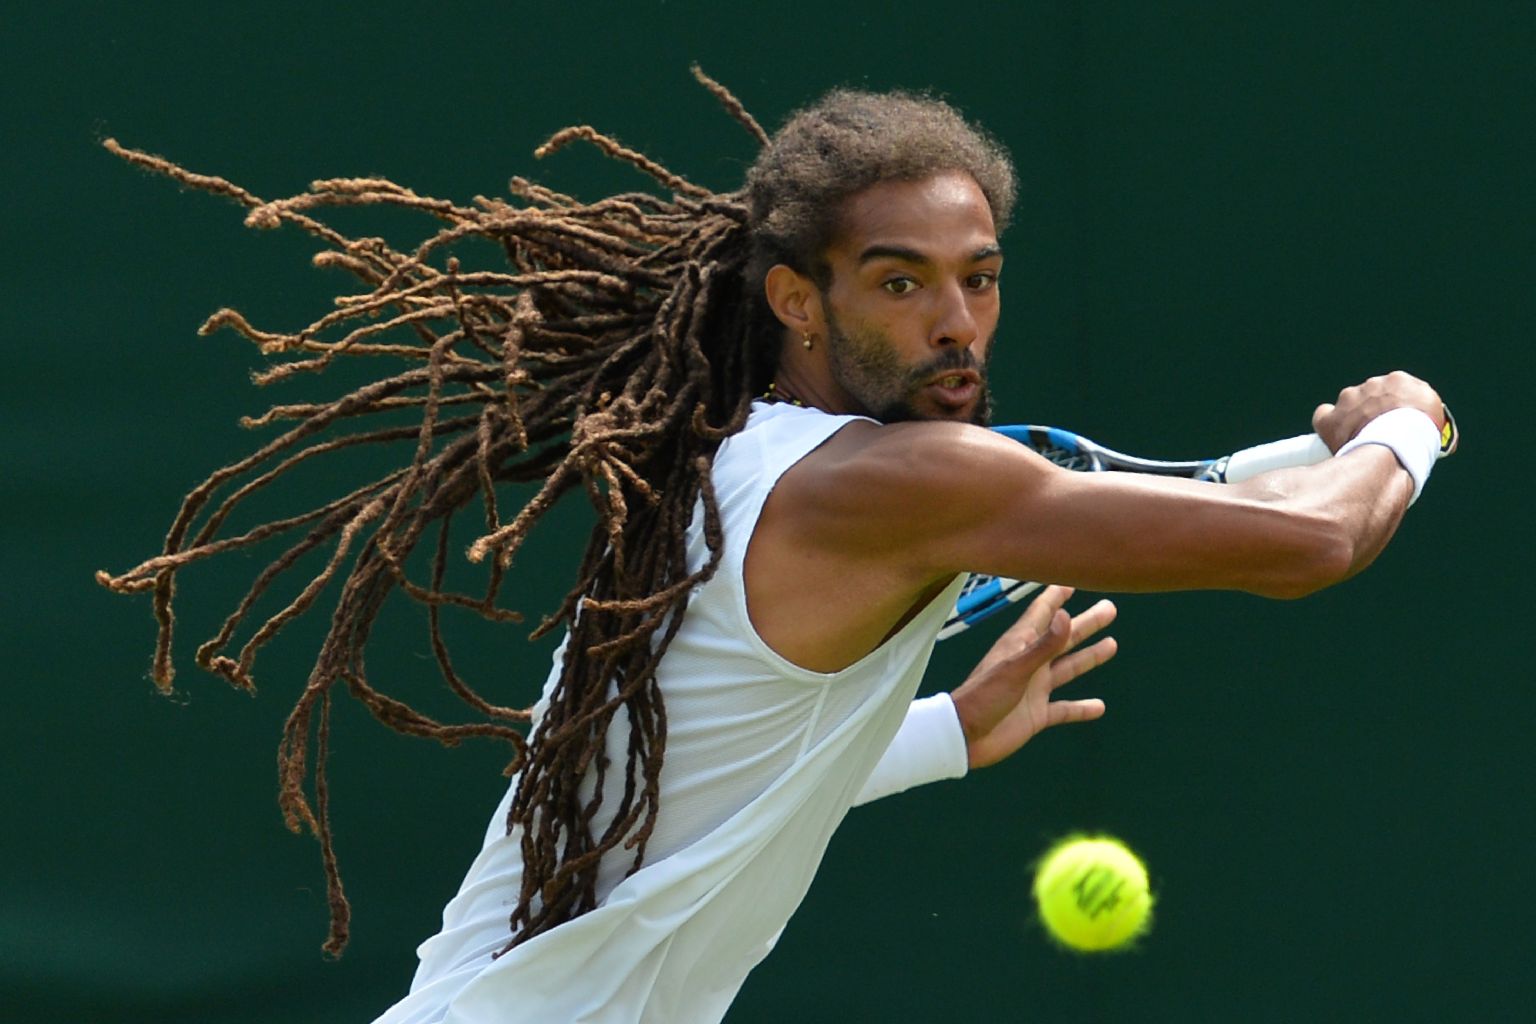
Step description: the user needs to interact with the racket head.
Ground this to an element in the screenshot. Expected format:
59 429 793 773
990 424 1228 480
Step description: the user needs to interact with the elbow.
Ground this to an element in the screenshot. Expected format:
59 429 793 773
1236 453 1412 600
1253 527 1357 600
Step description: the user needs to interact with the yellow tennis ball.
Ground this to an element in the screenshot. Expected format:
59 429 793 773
1032 834 1154 952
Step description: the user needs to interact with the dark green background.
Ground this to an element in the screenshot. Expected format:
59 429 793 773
8 2 1532 1021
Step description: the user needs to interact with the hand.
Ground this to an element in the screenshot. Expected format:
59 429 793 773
1312 371 1446 452
949 585 1118 770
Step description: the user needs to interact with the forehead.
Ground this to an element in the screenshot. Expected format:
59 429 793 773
827 171 999 260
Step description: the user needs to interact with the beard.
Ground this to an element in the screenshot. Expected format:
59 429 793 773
823 309 993 426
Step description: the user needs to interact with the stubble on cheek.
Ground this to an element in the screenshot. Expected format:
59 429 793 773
826 321 910 417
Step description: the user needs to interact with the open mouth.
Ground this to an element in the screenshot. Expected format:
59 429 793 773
925 371 980 408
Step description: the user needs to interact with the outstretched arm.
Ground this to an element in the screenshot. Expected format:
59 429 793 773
790 372 1447 608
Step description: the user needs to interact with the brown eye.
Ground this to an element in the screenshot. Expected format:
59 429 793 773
882 277 918 295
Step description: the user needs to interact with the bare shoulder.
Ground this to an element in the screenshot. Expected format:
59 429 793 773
772 418 1045 554
744 419 1042 670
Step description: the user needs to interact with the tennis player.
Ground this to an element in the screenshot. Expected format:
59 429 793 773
367 91 1446 1024
103 79 1450 1023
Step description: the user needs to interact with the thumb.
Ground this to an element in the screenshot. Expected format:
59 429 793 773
1311 402 1335 434
1312 402 1346 452
1018 608 1072 665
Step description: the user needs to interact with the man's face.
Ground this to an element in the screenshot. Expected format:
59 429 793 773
817 171 1003 424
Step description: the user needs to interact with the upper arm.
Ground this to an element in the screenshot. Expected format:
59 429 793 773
782 421 1406 600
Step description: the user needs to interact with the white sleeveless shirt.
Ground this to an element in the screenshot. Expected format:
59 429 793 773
375 402 968 1024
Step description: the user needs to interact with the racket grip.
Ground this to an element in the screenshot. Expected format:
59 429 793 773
1222 434 1333 482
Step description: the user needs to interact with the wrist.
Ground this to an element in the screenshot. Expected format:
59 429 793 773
852 694 969 807
1335 407 1442 505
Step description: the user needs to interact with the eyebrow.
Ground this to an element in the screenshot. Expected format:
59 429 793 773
856 243 1004 266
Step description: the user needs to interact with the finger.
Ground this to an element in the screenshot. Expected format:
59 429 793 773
1019 584 1074 634
1048 636 1118 689
1312 402 1335 433
1009 608 1074 668
1044 697 1106 729
1066 598 1117 648
1001 595 1070 655
1040 607 1073 648
1039 584 1075 608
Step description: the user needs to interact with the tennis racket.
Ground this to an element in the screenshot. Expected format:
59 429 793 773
937 421 1432 639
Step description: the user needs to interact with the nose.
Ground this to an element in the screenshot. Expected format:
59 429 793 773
930 280 979 349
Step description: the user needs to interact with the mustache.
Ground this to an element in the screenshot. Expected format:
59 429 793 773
904 349 983 386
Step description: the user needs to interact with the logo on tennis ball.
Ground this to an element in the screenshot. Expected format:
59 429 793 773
1073 864 1127 918
1032 834 1153 952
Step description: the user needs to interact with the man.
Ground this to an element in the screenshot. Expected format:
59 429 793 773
371 95 1444 1023
102 77 1449 1023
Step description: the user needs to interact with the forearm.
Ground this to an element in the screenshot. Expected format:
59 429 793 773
947 423 1431 600
1234 406 1442 594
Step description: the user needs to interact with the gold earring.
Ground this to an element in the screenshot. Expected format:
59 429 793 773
802 331 814 351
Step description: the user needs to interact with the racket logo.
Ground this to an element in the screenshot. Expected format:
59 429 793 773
1439 407 1459 456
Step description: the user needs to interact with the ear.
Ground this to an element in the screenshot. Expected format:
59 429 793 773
763 264 825 336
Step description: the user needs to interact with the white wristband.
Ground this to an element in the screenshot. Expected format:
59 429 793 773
1334 407 1442 505
851 693 969 807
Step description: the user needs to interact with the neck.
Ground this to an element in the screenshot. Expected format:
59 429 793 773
768 346 861 416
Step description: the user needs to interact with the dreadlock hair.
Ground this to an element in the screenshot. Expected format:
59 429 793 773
98 71 1016 957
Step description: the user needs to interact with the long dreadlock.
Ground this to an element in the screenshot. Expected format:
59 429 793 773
98 70 1016 957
